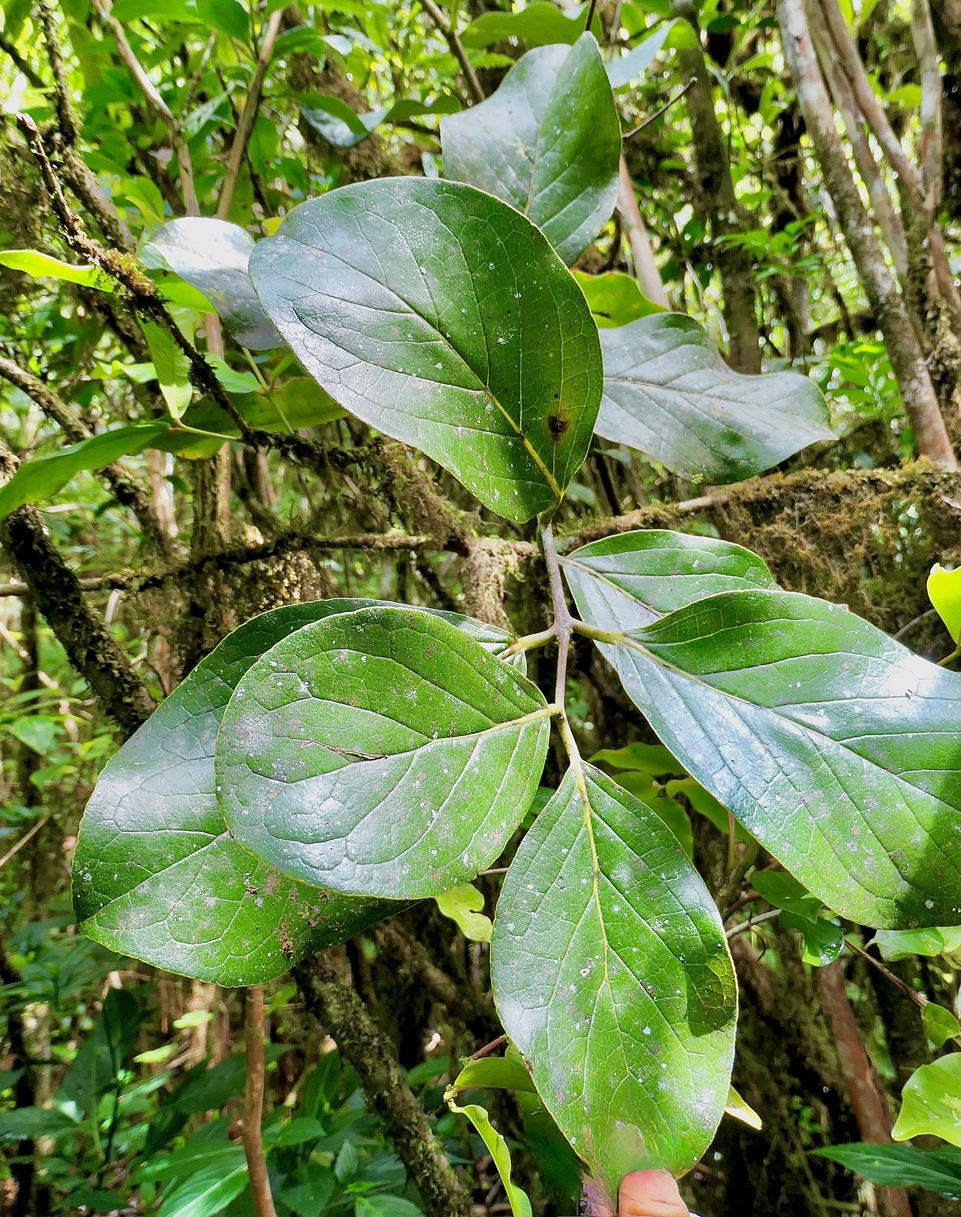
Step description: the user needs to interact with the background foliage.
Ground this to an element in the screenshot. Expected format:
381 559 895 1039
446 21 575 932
3 0 961 1213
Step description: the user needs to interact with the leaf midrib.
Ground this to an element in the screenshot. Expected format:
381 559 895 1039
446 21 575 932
282 230 564 502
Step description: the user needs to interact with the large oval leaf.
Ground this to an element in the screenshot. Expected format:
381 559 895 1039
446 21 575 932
143 217 281 350
248 178 602 522
441 35 620 266
570 585 961 928
74 601 413 985
594 314 834 482
217 606 552 898
491 764 736 1192
560 528 778 631
74 599 521 984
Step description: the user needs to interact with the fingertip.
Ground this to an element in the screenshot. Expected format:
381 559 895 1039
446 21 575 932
618 1170 689 1216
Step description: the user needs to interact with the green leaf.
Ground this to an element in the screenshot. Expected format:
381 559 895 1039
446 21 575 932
573 271 664 328
606 20 693 88
595 314 835 482
143 322 193 420
180 377 346 442
301 95 373 147
569 578 961 928
10 716 57 753
143 218 281 351
435 883 493 943
460 2 601 47
444 1097 533 1217
157 1159 248 1217
73 601 413 986
928 563 961 642
873 927 961 961
195 0 249 39
893 1056 961 1145
248 178 602 522
0 1107 77 1142
0 422 172 521
280 1167 335 1217
354 1198 425 1217
447 1056 538 1096
217 606 551 898
441 36 621 265
589 741 685 775
923 1003 961 1049
814 1143 961 1199
0 249 116 291
561 528 779 632
725 1085 762 1130
491 764 737 1191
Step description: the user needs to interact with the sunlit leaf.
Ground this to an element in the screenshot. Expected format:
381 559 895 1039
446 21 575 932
893 1056 961 1146
217 605 552 898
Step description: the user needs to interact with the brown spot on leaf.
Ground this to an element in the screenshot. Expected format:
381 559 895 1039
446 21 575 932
548 414 569 439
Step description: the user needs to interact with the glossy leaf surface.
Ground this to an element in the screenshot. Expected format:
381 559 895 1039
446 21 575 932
460 2 602 47
217 606 551 898
73 600 413 985
491 765 736 1190
248 178 602 521
441 36 620 266
892 1056 961 1145
561 528 778 631
144 217 281 350
570 576 961 928
594 314 834 481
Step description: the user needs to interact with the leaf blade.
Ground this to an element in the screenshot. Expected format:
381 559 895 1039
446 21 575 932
595 314 834 482
491 764 737 1192
441 36 621 265
217 606 551 898
248 178 602 522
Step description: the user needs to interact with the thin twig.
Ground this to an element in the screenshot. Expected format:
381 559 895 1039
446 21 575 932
725 908 781 939
615 157 670 308
0 816 50 872
217 10 284 219
623 78 695 137
419 0 485 104
243 986 277 1217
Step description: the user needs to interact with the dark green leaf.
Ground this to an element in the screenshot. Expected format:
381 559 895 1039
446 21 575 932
248 178 602 522
922 1003 960 1049
144 218 281 351
589 741 685 774
0 423 172 521
570 581 961 928
0 1107 77 1143
73 601 417 986
217 606 551 898
595 314 834 482
301 95 372 147
62 988 140 1115
441 36 620 265
460 2 601 48
814 1143 961 1200
561 528 778 632
491 764 736 1191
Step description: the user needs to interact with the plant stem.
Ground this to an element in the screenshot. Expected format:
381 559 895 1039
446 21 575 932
243 986 277 1217
540 521 575 708
500 625 556 658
